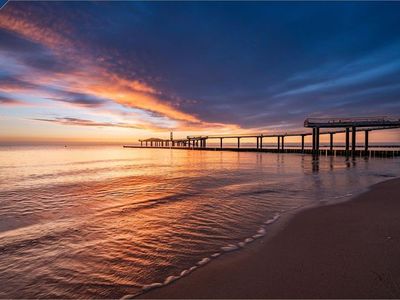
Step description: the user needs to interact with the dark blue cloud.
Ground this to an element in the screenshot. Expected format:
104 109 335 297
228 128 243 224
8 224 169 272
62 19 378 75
0 94 23 105
45 91 110 108
2 2 400 129
0 29 76 73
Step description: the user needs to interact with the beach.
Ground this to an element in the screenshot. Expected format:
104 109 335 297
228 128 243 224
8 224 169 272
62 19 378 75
140 177 400 299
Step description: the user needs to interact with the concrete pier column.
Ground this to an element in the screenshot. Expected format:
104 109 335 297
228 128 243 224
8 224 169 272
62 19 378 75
203 139 207 148
301 135 305 152
281 136 285 151
151 141 153 147
329 133 334 151
256 137 259 149
345 127 350 153
260 136 263 149
352 126 356 155
140 141 143 147
277 136 280 151
312 128 315 152
237 137 241 149
316 127 320 153
365 130 369 152
220 138 223 149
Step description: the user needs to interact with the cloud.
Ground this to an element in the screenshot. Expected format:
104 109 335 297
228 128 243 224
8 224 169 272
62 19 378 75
45 91 110 108
0 95 25 105
0 4 203 125
275 58 400 98
1 2 400 134
0 75 38 92
32 117 143 129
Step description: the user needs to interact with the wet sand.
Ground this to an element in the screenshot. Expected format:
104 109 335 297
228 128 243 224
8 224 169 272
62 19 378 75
140 177 400 298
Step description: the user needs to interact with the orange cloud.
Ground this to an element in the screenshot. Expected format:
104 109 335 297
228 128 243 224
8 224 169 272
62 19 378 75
0 5 204 125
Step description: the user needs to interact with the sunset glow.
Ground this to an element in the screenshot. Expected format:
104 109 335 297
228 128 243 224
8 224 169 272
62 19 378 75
1 2 400 144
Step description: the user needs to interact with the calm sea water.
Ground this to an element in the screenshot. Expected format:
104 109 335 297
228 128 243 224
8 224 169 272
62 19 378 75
0 146 399 298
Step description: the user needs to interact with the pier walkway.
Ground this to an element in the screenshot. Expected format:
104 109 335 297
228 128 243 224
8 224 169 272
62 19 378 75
125 116 400 157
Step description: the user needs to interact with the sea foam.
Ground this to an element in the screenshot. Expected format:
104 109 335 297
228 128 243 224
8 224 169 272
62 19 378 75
164 275 179 285
221 244 239 252
142 282 163 291
197 257 211 266
264 213 280 225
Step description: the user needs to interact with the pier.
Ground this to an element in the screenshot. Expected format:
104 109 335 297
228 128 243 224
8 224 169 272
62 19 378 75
125 116 400 157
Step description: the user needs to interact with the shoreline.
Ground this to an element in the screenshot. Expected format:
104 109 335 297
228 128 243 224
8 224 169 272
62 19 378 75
138 177 400 299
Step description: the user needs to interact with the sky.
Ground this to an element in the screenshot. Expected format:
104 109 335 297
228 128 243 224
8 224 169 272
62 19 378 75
0 1 400 144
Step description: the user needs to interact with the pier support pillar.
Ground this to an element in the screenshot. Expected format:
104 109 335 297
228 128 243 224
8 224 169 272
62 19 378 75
365 130 369 152
260 136 263 149
301 135 305 152
237 137 241 149
277 136 280 151
330 133 334 151
151 141 153 147
281 136 285 151
140 141 143 147
345 127 350 153
220 138 223 149
256 137 259 149
312 128 315 152
316 127 320 154
352 126 356 155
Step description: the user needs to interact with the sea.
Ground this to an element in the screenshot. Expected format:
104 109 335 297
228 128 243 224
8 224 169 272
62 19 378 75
0 145 399 298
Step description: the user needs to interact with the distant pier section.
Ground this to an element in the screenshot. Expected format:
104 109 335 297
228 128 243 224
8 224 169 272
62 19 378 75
124 116 400 157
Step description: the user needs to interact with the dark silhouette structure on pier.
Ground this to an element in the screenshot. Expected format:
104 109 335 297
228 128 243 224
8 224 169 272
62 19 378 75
127 116 400 157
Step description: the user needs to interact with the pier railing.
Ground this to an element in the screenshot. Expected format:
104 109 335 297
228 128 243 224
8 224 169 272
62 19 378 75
304 116 400 128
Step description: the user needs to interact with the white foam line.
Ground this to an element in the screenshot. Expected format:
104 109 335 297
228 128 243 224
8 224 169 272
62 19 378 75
137 213 284 298
264 213 281 225
164 275 179 285
120 294 135 300
197 257 211 266
221 244 239 252
245 237 254 243
189 266 198 272
257 227 266 235
180 269 189 276
252 233 264 239
142 282 163 291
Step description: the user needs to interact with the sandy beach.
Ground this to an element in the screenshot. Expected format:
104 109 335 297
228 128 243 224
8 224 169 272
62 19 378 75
140 177 400 299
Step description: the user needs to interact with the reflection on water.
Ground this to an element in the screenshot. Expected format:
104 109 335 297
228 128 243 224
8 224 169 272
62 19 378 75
0 146 399 298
